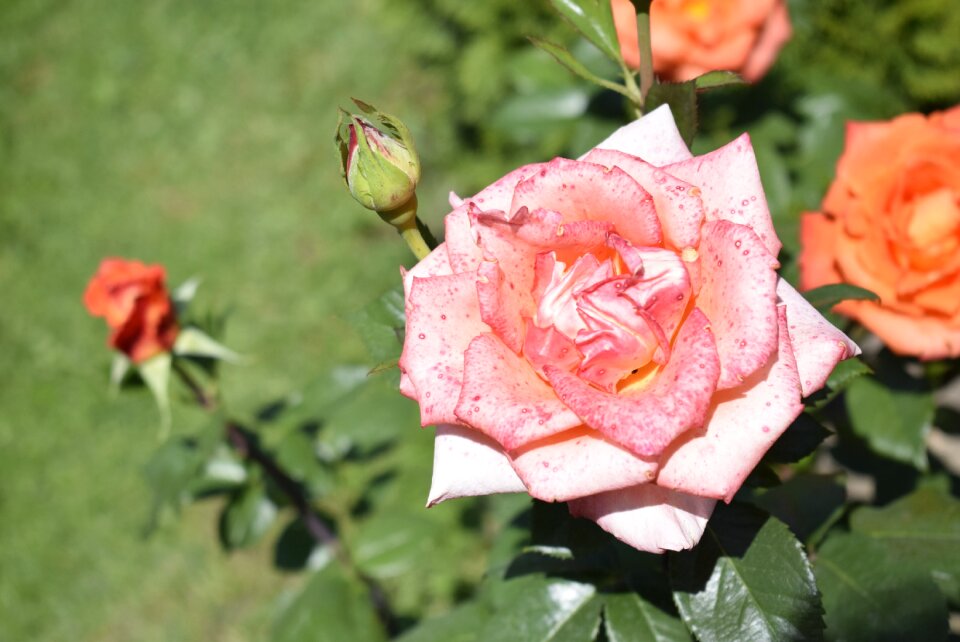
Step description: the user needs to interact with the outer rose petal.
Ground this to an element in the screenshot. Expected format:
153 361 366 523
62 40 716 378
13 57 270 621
657 306 804 501
776 280 860 396
545 308 720 458
444 206 483 274
427 424 526 507
456 333 582 450
583 148 705 250
665 133 782 258
741 1 792 82
838 300 960 362
592 104 693 166
697 220 780 389
798 212 841 290
465 163 546 212
510 158 662 248
509 428 658 503
476 261 526 353
400 272 488 425
568 484 716 553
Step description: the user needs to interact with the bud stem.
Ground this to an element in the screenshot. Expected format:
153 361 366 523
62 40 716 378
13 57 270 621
378 195 432 261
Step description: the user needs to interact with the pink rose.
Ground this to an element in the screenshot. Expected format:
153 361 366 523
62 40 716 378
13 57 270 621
399 107 857 553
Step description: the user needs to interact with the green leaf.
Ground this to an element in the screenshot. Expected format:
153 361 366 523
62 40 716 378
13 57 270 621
844 375 933 470
802 283 878 312
849 486 960 602
670 503 824 642
351 511 442 580
814 532 948 642
395 603 486 642
548 0 622 64
274 518 331 572
825 357 872 392
604 592 691 642
272 563 387 642
173 326 240 362
349 287 406 363
645 82 696 147
763 413 832 464
138 352 172 437
274 426 333 498
478 574 602 641
750 474 845 544
529 37 629 97
219 481 277 550
693 70 745 90
143 436 207 528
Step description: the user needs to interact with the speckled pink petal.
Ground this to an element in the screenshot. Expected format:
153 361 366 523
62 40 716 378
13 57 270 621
473 206 611 311
545 309 720 457
476 261 528 353
465 163 545 212
510 158 663 248
777 280 861 397
509 428 658 503
664 133 782 258
697 220 780 390
568 484 716 553
534 253 607 340
445 206 483 274
401 243 455 296
400 272 488 426
590 104 694 166
614 244 693 340
427 424 526 507
585 148 705 250
456 333 582 451
523 320 581 378
657 306 805 501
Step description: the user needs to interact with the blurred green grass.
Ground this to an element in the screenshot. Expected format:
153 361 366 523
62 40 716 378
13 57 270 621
0 1 465 639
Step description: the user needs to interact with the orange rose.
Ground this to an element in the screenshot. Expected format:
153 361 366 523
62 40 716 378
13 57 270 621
611 0 791 82
84 258 179 363
800 106 960 359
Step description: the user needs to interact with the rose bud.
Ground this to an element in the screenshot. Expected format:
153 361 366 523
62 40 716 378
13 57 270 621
336 99 420 213
83 258 179 363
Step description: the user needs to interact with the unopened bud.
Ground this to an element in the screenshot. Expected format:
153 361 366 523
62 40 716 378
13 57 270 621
336 99 420 212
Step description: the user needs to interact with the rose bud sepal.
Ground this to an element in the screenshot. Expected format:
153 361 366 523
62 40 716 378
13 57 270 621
335 99 420 213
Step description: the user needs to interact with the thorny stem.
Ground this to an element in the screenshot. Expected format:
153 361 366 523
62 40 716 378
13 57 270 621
172 359 399 635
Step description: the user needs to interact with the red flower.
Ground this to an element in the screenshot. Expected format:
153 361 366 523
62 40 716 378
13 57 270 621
84 258 179 363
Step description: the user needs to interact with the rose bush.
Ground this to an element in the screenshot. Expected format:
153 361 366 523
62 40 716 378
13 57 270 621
611 0 792 83
800 107 960 359
398 106 857 553
84 258 179 363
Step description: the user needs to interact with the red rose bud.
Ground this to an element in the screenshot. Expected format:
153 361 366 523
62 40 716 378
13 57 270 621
83 258 179 363
336 99 420 213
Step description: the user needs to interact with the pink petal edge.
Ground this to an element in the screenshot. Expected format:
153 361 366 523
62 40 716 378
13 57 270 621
427 424 526 507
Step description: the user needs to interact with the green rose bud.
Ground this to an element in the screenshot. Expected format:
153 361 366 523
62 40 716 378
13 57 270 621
336 99 420 213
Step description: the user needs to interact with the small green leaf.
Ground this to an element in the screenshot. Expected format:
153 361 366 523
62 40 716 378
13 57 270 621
272 563 387 642
763 413 832 464
173 326 241 362
845 375 933 470
645 82 696 146
604 592 691 642
549 0 622 64
478 575 602 641
349 287 406 363
670 503 824 642
814 532 948 642
529 37 630 97
825 357 872 392
802 283 878 312
143 436 207 526
849 486 960 602
351 511 441 580
219 481 277 550
693 70 745 90
138 352 172 436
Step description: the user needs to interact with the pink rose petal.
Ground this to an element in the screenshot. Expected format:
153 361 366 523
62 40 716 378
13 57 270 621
445 206 483 274
657 306 805 501
665 133 782 258
509 428 658 503
545 308 720 458
697 220 780 389
476 261 528 353
568 484 716 553
523 320 581 377
427 424 526 507
400 272 488 425
591 104 694 166
776 280 861 396
510 158 663 248
584 148 705 250
456 333 582 450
